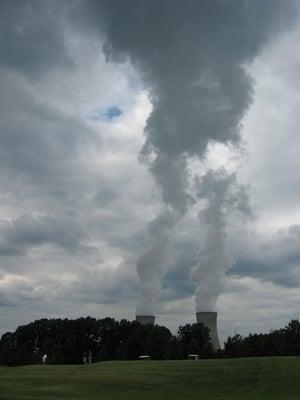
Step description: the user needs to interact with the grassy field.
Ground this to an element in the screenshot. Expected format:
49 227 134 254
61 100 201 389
0 357 299 400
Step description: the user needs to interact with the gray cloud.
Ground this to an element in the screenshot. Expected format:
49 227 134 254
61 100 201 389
0 214 94 257
162 239 198 301
231 225 300 288
0 0 299 340
0 0 73 78
0 72 100 202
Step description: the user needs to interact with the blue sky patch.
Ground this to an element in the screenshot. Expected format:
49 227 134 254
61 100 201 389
90 106 122 121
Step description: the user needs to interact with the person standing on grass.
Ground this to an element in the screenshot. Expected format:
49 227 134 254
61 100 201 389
88 350 92 364
42 354 47 365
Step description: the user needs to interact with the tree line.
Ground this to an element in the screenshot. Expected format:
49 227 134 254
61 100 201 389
0 317 299 366
0 317 213 365
224 319 300 357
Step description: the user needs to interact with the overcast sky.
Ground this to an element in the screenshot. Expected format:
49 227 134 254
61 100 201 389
0 0 300 343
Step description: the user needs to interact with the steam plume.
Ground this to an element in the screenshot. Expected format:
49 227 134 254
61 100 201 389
81 0 297 314
136 210 176 315
190 168 251 311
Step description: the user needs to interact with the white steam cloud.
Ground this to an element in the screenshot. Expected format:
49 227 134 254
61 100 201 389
136 210 176 315
190 168 251 311
80 0 297 315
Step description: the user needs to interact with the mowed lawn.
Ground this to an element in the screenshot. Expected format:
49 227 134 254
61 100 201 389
0 357 299 400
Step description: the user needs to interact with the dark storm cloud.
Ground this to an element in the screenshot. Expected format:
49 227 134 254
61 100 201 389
0 0 72 79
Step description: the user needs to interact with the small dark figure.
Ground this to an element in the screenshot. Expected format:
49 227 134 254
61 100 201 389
82 352 87 364
88 350 93 364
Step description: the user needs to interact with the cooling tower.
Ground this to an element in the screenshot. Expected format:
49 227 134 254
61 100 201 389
196 312 220 351
136 315 155 325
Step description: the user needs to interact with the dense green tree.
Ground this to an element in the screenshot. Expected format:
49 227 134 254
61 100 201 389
177 323 211 358
224 319 300 357
224 334 246 357
0 332 18 365
167 337 182 359
125 333 144 360
283 319 300 355
143 325 172 359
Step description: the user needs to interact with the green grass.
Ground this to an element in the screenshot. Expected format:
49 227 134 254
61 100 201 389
0 357 299 400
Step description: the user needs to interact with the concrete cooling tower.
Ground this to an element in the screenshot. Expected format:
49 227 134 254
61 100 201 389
136 315 155 325
196 312 220 351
